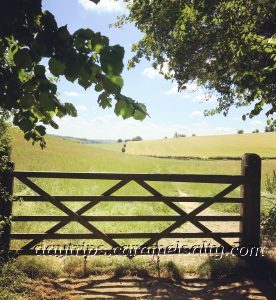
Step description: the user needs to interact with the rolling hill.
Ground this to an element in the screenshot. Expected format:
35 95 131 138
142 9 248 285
125 133 276 159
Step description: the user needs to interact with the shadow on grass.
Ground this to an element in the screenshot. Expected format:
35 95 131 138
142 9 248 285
46 257 275 300
64 274 274 300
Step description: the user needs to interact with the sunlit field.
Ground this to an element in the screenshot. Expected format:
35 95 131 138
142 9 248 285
9 129 276 252
125 132 276 158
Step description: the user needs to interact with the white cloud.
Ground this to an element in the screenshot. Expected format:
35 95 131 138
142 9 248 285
142 62 174 80
189 111 204 118
47 114 237 140
214 126 234 133
142 68 161 80
64 91 81 97
166 82 198 95
250 120 263 126
78 0 126 13
166 83 178 95
165 82 217 103
75 105 88 112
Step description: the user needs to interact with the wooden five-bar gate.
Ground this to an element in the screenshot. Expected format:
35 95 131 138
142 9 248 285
0 153 261 259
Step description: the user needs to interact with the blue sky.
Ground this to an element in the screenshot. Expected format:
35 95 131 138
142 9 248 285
43 0 267 140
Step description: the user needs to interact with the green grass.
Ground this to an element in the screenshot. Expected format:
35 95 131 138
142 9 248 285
125 132 276 158
3 128 275 286
8 128 276 252
93 142 125 152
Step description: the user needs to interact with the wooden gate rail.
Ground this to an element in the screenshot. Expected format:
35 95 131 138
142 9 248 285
0 153 261 259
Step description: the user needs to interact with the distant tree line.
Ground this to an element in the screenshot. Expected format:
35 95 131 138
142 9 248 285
174 132 186 138
265 124 276 132
117 136 143 143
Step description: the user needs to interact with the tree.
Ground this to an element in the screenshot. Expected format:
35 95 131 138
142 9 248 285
0 0 148 147
265 122 276 132
119 0 275 121
174 132 185 138
117 138 123 143
237 129 244 134
131 136 142 141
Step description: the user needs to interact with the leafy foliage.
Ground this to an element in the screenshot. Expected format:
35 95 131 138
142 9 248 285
261 203 276 238
265 170 276 194
119 0 276 120
0 0 148 147
0 112 11 172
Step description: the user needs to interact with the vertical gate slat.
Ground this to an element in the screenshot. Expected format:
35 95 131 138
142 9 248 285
240 153 261 248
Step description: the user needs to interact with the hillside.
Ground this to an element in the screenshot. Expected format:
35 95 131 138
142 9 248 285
125 133 276 158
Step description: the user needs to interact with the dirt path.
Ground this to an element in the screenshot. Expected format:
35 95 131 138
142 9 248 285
176 191 240 247
25 191 275 299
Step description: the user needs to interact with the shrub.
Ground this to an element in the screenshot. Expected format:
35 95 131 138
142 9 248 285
197 256 245 280
132 136 143 141
15 257 61 279
261 203 276 238
165 261 183 282
265 170 276 194
0 259 29 299
237 129 244 134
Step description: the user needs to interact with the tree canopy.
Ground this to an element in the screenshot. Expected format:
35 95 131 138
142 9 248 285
0 0 148 147
119 0 275 121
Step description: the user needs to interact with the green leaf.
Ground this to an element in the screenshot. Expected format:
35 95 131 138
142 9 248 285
97 73 121 94
19 118 34 132
78 77 91 90
114 99 134 119
34 65 46 76
64 103 77 117
35 125 46 136
48 57 66 76
74 29 94 40
21 94 35 108
95 83 103 92
49 120 59 129
98 92 112 109
14 49 32 69
92 33 109 53
100 45 124 76
39 93 56 111
133 103 148 120
108 74 124 88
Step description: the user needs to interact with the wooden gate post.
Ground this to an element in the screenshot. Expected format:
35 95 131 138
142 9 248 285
240 153 261 248
0 161 14 261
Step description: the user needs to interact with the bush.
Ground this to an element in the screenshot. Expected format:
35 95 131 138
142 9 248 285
131 136 143 141
265 170 276 194
237 129 244 134
122 147 126 153
0 112 11 172
197 256 245 280
261 203 276 238
15 257 61 279
0 260 29 299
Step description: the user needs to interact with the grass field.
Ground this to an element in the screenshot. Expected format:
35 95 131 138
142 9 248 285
3 128 274 289
125 133 276 158
9 129 276 249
